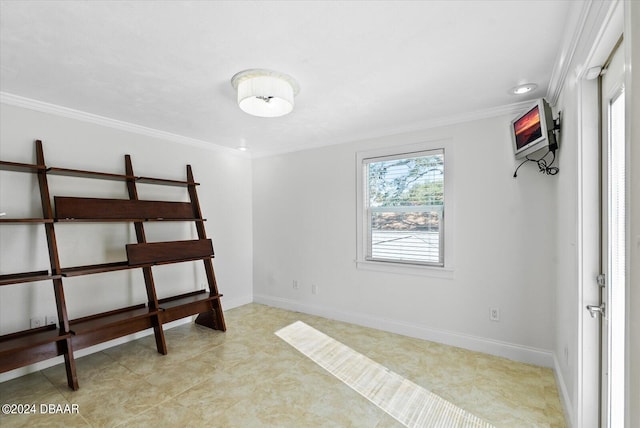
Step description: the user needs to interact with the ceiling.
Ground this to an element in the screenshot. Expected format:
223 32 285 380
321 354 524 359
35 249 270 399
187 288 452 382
0 1 577 157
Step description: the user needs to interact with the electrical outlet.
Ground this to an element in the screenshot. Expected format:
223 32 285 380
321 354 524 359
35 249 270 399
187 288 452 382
292 280 299 290
45 315 58 326
311 284 318 295
30 316 44 329
490 308 500 322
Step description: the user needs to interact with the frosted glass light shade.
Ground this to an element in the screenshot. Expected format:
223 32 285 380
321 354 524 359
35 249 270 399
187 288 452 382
231 69 299 118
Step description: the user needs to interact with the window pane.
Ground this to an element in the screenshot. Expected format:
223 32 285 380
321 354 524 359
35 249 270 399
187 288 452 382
365 150 444 265
370 209 442 263
367 153 444 208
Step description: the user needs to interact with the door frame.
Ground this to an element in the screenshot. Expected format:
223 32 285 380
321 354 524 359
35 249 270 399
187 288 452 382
574 2 624 427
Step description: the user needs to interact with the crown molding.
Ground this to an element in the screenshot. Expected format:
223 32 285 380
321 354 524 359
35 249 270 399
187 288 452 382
2 90 544 163
547 0 620 106
0 92 247 158
2 91 533 160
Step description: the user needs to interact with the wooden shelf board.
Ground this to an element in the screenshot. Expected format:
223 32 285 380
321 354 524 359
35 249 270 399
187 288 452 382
159 290 221 323
61 261 132 277
46 167 198 187
158 290 221 309
0 160 45 173
127 239 213 266
54 197 196 220
0 218 53 223
137 176 199 187
0 270 60 286
69 304 154 335
0 325 70 355
69 304 158 351
138 255 214 268
0 328 68 372
55 218 204 223
47 166 135 182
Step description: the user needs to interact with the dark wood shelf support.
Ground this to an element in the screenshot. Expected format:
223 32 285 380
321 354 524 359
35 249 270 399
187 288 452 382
187 165 227 332
35 140 78 390
125 155 167 356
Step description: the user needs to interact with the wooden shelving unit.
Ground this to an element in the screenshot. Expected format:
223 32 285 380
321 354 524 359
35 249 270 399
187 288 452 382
0 140 226 390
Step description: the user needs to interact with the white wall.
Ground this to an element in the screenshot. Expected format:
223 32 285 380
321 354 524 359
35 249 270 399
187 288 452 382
0 103 253 378
253 114 558 365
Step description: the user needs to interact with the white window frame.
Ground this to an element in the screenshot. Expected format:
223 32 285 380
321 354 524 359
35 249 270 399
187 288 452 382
356 139 454 278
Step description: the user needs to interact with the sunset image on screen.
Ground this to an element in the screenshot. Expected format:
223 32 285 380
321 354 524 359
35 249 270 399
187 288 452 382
514 106 542 149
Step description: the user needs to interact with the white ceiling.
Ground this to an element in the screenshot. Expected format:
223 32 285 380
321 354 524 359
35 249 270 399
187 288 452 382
0 1 577 157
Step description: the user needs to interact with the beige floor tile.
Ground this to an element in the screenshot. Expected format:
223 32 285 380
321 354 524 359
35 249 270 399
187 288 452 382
0 372 91 427
1 303 566 427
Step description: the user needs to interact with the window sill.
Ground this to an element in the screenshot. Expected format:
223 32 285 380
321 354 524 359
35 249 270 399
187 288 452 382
355 259 454 279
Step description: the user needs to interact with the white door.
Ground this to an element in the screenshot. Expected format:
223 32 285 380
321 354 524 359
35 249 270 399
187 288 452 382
596 40 626 428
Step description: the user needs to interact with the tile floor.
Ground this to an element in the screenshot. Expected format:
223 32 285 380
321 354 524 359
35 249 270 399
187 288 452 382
0 303 566 427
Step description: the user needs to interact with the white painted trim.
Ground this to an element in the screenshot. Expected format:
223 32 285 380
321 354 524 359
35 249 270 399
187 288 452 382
221 294 254 310
547 0 623 106
2 91 534 160
254 294 555 368
354 259 455 279
0 294 252 384
575 75 603 428
570 2 624 427
0 92 248 158
554 352 575 428
547 0 594 105
623 3 637 427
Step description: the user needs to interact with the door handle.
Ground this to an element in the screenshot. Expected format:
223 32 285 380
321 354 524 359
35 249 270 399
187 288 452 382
586 303 605 318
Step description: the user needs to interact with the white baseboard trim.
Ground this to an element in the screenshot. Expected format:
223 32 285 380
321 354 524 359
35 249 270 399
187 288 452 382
254 294 555 368
0 293 253 384
222 294 254 311
553 352 575 428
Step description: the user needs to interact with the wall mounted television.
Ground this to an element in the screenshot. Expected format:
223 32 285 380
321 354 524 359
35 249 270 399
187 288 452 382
510 98 558 159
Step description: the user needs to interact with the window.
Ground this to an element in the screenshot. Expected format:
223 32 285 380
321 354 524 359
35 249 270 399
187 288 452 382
356 141 450 272
363 149 444 266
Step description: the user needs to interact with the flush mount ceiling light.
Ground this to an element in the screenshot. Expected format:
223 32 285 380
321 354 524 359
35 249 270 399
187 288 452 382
231 69 300 118
510 83 538 95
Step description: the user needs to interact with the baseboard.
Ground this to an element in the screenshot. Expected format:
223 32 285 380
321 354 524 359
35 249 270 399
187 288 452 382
221 294 254 311
0 293 253 384
254 294 555 368
553 352 575 428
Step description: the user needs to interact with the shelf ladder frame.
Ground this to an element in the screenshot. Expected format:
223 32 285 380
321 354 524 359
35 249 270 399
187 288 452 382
124 155 168 355
35 140 79 390
1 140 226 389
187 165 226 331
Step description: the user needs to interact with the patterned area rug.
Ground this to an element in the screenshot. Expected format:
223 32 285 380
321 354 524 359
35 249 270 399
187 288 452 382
276 321 495 428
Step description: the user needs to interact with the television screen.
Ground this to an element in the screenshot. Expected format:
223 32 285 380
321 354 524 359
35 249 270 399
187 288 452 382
513 105 543 150
510 98 558 160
